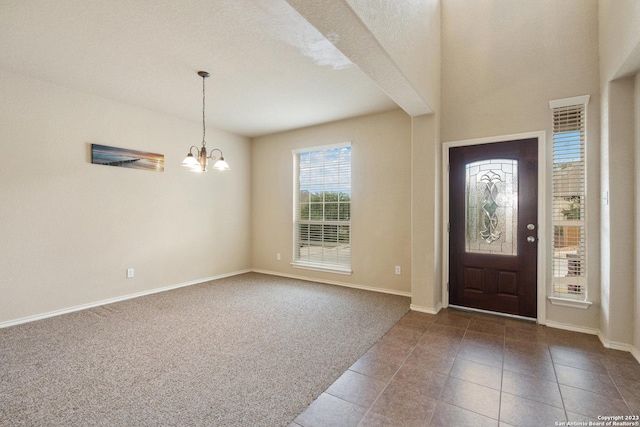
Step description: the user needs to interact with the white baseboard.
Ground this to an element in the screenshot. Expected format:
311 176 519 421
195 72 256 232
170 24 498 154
0 269 252 329
250 269 412 298
597 332 639 354
409 303 442 314
545 320 600 335
598 334 640 363
546 321 640 361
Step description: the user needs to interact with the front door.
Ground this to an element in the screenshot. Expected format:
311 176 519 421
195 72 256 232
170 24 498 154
449 138 538 318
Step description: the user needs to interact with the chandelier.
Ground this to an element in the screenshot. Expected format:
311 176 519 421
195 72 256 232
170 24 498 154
182 71 230 173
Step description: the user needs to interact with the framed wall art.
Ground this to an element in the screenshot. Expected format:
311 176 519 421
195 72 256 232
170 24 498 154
91 144 164 172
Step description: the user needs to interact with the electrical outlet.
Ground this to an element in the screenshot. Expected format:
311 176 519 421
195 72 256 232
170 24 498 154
395 266 401 275
127 268 134 278
276 253 281 261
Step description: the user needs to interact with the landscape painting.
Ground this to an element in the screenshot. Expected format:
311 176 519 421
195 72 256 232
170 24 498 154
91 144 164 172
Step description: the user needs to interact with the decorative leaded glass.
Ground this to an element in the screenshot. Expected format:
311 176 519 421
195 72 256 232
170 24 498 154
465 159 518 255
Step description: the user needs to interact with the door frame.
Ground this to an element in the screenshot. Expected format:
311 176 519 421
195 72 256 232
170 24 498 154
442 131 547 323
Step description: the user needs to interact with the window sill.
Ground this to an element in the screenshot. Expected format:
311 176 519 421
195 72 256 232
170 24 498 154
291 261 352 276
548 296 593 309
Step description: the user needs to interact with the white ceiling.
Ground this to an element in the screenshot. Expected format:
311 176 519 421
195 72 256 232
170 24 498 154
0 0 425 137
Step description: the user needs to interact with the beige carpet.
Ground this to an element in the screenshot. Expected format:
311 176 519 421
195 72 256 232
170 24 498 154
0 272 409 426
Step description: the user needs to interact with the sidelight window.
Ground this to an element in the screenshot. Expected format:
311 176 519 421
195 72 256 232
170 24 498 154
549 96 589 301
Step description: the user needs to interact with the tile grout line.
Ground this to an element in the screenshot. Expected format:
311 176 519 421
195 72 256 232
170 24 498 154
424 318 464 426
550 333 575 423
356 315 469 426
298 316 435 427
442 318 504 423
605 359 635 416
354 318 435 427
498 322 505 426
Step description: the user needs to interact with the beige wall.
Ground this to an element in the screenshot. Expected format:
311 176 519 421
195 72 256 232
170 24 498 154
599 0 640 352
599 0 640 81
251 109 412 295
411 114 442 312
441 0 600 329
442 0 599 143
636 71 640 354
0 70 251 325
600 78 635 346
409 0 442 313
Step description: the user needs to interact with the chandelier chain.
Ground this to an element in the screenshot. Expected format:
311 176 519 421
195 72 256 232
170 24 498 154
202 74 206 147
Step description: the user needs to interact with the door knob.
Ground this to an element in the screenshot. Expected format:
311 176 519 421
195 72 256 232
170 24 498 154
527 236 536 243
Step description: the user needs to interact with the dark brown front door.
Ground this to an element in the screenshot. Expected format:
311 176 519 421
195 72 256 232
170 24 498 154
449 138 538 318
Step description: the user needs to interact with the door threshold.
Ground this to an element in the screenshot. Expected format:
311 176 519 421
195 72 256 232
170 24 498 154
448 305 537 323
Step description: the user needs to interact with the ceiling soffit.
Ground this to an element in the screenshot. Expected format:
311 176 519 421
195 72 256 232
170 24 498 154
285 0 432 116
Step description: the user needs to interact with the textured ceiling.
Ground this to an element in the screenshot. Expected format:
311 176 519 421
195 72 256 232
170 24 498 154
0 0 426 137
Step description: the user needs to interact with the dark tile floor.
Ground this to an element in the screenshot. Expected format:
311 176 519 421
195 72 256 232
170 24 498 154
290 308 640 427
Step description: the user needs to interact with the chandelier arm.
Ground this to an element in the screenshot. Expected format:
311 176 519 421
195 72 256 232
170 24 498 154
208 148 223 159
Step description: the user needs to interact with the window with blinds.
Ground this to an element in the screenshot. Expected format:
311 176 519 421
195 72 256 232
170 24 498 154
549 96 589 300
292 143 352 274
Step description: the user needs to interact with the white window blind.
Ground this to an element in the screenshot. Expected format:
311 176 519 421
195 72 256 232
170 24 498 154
550 96 588 300
292 143 351 273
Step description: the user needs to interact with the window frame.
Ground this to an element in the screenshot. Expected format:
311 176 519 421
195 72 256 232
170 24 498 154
548 95 592 309
291 142 352 275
